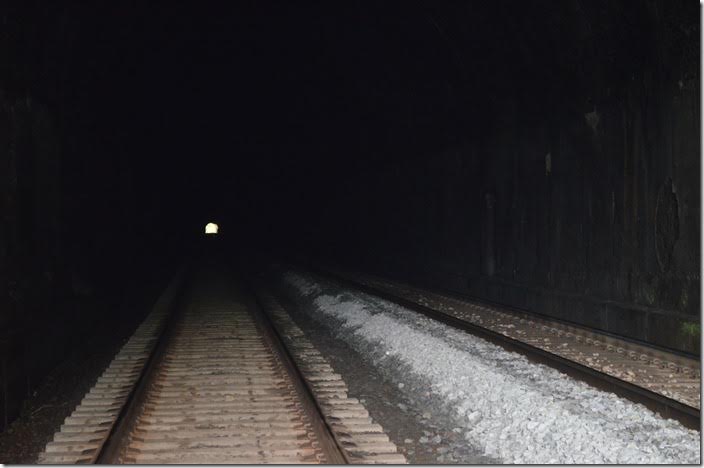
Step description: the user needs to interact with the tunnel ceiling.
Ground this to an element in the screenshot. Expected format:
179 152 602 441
6 1 695 231
2 0 698 261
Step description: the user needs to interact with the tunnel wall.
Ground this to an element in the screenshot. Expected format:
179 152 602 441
466 73 699 354
0 3 173 430
0 85 155 428
0 4 72 428
323 1 700 354
374 77 699 354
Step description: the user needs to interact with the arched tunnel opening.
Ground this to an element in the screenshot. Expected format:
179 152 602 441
0 1 700 464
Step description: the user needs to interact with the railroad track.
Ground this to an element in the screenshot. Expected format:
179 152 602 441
38 266 404 464
314 266 700 430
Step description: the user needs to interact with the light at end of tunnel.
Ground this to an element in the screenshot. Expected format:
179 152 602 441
205 222 219 235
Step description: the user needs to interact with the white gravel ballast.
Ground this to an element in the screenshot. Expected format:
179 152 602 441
283 271 701 464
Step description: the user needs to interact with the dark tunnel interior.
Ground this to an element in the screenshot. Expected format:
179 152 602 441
0 0 700 432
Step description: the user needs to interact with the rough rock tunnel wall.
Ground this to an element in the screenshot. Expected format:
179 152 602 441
0 3 182 430
308 1 700 354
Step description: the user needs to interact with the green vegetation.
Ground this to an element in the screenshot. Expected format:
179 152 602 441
680 322 700 337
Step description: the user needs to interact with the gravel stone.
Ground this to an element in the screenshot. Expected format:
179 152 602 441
283 271 701 464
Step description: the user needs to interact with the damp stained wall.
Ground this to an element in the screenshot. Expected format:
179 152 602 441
309 1 700 354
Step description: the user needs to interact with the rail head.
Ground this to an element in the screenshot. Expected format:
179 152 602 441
308 265 700 431
96 267 192 464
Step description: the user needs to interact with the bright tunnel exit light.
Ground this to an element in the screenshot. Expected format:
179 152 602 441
205 222 219 235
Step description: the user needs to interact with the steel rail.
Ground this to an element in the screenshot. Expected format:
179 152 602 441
41 266 349 464
310 266 700 431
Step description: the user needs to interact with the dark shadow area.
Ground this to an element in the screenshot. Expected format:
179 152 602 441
0 0 699 431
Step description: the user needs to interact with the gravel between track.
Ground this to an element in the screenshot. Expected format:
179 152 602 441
282 270 701 464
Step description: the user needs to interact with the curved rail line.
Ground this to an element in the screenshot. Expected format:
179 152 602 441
312 266 700 430
38 266 404 464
